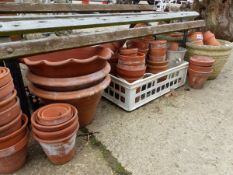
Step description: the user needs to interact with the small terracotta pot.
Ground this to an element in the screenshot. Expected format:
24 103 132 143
0 130 28 174
31 105 78 132
203 31 221 46
118 52 145 66
0 97 21 126
147 64 168 74
150 48 166 57
116 64 146 78
138 49 149 55
0 80 15 100
189 64 213 72
187 32 203 42
119 48 138 56
0 114 28 150
29 75 111 127
191 40 204 45
149 40 167 49
22 46 113 78
33 129 78 165
0 89 17 113
36 103 72 126
149 55 166 62
147 59 168 67
127 39 149 50
27 62 110 92
190 55 215 67
168 42 179 51
188 68 212 89
0 67 12 88
0 112 22 138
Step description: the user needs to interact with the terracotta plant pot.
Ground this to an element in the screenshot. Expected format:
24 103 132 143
33 129 78 165
0 97 21 126
138 49 149 55
22 46 113 78
0 67 12 88
168 42 179 51
147 64 168 74
187 32 203 42
0 112 22 138
0 80 14 100
31 105 78 132
0 89 17 113
147 59 168 67
190 55 215 67
28 75 111 127
149 55 166 62
118 52 145 66
36 103 72 126
127 39 149 50
0 130 28 174
119 48 138 56
188 68 212 89
203 31 221 46
189 64 213 72
26 62 111 92
116 64 146 78
0 114 28 150
149 40 167 49
150 48 166 57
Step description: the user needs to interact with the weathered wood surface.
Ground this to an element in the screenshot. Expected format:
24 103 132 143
0 3 156 13
0 12 199 35
0 20 205 59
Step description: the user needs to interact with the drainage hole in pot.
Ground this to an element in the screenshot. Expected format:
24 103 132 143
141 93 145 100
135 96 140 103
120 96 125 103
121 87 125 93
157 87 160 92
115 93 119 100
152 89 156 95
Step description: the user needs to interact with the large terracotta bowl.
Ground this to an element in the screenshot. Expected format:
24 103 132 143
22 46 113 78
28 75 111 127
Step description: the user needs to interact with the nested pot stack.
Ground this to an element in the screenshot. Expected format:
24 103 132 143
31 103 79 165
23 46 112 127
188 55 215 89
126 37 152 55
147 40 169 74
0 67 29 174
116 48 146 83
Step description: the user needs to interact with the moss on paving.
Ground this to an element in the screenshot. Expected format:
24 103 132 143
81 128 132 175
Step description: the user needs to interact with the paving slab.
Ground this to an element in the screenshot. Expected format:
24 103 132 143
12 132 114 175
88 51 233 175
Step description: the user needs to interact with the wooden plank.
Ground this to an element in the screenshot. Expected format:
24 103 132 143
0 3 156 13
0 12 199 35
0 20 205 59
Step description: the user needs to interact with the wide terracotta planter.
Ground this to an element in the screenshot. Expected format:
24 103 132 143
36 103 72 126
203 31 221 46
33 129 78 165
31 105 78 132
0 112 22 138
0 80 14 100
28 75 111 127
0 67 12 88
190 55 215 67
0 114 28 150
116 64 146 78
0 89 17 113
26 62 110 92
0 130 28 174
189 64 213 72
0 97 21 126
119 48 138 56
22 46 113 78
188 68 212 89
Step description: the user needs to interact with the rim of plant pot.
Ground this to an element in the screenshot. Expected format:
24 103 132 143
26 62 110 91
0 90 17 112
0 80 15 100
32 115 79 140
127 39 149 50
118 59 145 66
187 32 203 41
203 31 215 41
189 64 213 73
149 47 167 56
28 75 111 101
0 97 21 126
22 46 113 66
0 114 28 150
118 52 145 62
190 55 215 67
119 48 138 56
36 103 72 126
31 105 78 132
147 64 168 69
149 40 167 47
0 67 12 88
0 112 22 138
147 59 168 66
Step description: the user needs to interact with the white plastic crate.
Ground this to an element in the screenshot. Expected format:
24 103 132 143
103 61 189 111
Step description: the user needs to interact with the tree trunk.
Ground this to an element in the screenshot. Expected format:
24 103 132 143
193 0 233 42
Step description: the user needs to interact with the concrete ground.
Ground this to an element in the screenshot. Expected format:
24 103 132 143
14 51 233 175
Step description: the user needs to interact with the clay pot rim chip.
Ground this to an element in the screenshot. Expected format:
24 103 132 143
0 89 17 106
28 75 111 101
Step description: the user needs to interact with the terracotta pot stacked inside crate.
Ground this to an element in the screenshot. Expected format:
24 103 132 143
126 37 153 55
23 46 112 127
188 55 215 89
0 67 29 174
147 40 169 74
31 103 79 165
116 48 146 83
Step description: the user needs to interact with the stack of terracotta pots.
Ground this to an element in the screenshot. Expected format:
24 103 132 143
147 40 169 74
23 46 112 127
187 32 204 45
0 67 29 174
31 103 79 164
188 55 215 89
203 31 221 46
116 48 146 83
